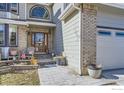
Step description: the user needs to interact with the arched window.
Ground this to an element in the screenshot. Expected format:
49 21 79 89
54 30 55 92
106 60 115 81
30 5 50 20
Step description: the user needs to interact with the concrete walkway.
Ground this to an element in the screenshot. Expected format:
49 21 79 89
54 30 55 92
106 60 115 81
38 65 124 85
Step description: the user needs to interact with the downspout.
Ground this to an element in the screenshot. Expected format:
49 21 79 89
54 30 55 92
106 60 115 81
72 3 83 75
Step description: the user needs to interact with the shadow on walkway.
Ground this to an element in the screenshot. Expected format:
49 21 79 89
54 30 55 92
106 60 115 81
102 68 124 79
38 64 57 68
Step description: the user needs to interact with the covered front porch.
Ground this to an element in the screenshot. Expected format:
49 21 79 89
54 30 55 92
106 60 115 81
0 18 56 60
27 25 55 55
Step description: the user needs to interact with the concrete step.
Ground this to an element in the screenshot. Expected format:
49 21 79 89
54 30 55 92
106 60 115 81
34 54 52 59
11 65 38 70
38 60 56 66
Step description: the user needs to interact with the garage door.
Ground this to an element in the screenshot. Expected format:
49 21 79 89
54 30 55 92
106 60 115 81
97 29 124 70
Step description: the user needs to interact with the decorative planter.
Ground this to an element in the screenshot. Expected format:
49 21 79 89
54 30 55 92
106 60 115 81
30 57 38 65
32 59 38 65
87 64 102 79
53 56 67 66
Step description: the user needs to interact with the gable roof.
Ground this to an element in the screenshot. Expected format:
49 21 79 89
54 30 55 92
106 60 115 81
102 3 124 9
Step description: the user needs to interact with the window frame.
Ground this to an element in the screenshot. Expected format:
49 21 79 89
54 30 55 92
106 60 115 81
10 3 19 15
0 24 5 46
0 3 7 11
8 25 18 47
29 5 50 20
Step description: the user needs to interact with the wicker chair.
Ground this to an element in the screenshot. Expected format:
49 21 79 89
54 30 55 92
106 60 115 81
27 47 35 59
20 47 35 60
19 48 27 60
8 48 19 61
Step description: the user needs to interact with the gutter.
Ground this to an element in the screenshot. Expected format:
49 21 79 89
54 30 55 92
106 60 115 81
59 3 81 20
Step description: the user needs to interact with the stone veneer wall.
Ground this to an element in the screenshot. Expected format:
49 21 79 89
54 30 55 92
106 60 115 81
81 4 97 75
18 26 27 50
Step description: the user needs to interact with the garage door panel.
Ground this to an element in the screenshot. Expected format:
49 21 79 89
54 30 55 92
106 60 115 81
97 30 124 70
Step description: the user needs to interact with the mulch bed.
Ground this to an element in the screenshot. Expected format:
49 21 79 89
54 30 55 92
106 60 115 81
0 69 40 85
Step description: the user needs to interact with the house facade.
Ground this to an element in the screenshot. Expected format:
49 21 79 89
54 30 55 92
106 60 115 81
0 3 56 59
54 3 124 75
1 3 124 75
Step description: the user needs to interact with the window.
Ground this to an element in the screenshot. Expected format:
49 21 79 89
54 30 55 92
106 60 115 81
0 24 5 46
10 3 18 14
116 32 124 37
35 33 44 42
30 5 50 19
9 25 18 46
98 30 111 36
32 33 44 45
0 3 6 11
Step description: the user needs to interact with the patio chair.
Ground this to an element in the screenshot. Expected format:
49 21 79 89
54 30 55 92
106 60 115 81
19 48 34 59
26 47 35 59
20 48 27 60
8 48 19 61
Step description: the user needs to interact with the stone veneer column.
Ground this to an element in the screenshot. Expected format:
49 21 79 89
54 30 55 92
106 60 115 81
81 4 97 75
18 26 27 50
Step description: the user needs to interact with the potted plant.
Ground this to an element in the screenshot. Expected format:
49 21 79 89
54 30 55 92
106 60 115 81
30 56 38 65
53 56 67 66
87 64 102 79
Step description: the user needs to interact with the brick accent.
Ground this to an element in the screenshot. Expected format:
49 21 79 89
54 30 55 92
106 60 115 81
81 4 97 75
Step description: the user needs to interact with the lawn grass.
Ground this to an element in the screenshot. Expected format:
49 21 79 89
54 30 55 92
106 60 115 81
0 69 40 85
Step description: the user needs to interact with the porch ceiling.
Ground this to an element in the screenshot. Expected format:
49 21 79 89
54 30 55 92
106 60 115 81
0 18 56 27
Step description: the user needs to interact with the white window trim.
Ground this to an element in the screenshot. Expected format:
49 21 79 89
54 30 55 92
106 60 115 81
29 5 51 21
0 3 7 11
10 3 19 14
0 24 5 46
9 25 18 46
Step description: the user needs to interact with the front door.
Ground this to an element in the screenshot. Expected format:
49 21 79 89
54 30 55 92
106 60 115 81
31 32 48 53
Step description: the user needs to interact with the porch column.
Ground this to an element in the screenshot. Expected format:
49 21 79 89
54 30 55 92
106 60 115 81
81 4 97 75
18 26 27 50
